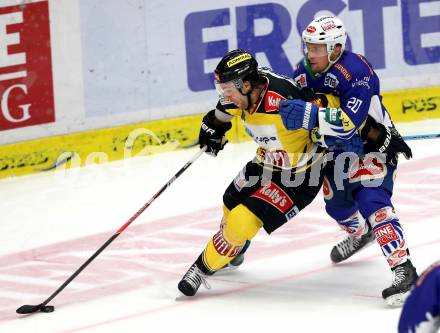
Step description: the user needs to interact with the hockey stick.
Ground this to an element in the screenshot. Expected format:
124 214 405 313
16 146 207 315
177 133 439 150
402 133 440 141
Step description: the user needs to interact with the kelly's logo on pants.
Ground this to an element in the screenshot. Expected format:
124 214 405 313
0 1 55 131
251 182 293 213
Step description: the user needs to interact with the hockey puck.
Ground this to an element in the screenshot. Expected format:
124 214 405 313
41 305 55 313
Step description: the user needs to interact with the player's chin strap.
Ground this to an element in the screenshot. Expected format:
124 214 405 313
323 50 343 73
237 87 253 111
311 49 344 75
245 93 252 111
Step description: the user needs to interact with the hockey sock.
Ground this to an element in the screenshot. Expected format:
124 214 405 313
200 204 262 272
369 206 409 267
336 210 369 238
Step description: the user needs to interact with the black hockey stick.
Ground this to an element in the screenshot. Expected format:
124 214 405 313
16 146 207 315
403 133 440 141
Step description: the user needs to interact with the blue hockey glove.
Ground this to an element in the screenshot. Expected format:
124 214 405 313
279 99 319 131
324 135 364 155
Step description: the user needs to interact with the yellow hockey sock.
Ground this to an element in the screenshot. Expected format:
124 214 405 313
202 204 262 271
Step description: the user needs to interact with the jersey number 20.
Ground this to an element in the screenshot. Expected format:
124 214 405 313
346 97 363 113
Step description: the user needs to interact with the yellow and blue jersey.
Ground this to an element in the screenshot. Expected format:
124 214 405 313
216 68 330 172
293 51 392 141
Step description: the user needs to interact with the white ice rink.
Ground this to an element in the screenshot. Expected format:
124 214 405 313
1 122 439 333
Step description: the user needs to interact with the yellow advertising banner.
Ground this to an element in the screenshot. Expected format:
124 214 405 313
1 86 439 179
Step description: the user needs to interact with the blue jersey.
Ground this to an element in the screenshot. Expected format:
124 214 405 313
399 261 440 333
293 51 390 142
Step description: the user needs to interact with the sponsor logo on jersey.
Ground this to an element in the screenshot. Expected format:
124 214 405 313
326 108 340 125
334 63 352 81
245 124 282 149
257 148 291 169
324 73 339 89
226 53 252 68
352 76 371 89
265 90 284 112
251 182 293 213
246 124 282 149
349 155 387 183
306 25 316 33
255 136 277 144
322 176 334 200
356 54 374 75
374 223 399 247
294 73 307 88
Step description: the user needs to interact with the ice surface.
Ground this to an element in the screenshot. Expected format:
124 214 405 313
1 123 439 332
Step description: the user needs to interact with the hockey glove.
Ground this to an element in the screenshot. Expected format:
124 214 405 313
362 116 412 165
279 99 319 131
199 110 232 156
325 135 365 155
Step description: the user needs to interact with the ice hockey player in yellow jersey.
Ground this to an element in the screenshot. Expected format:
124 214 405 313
177 49 331 296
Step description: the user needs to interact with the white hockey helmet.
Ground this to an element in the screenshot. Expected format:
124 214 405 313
302 15 347 56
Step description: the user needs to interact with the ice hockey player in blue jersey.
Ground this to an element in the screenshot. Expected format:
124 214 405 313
278 15 417 306
399 260 440 333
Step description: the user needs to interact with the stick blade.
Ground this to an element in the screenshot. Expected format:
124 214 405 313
16 304 43 314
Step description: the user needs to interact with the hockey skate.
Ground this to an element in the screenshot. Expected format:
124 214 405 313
330 228 375 263
382 260 418 306
178 263 211 296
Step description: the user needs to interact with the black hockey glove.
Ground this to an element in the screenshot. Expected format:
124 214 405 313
199 110 232 156
362 115 412 165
